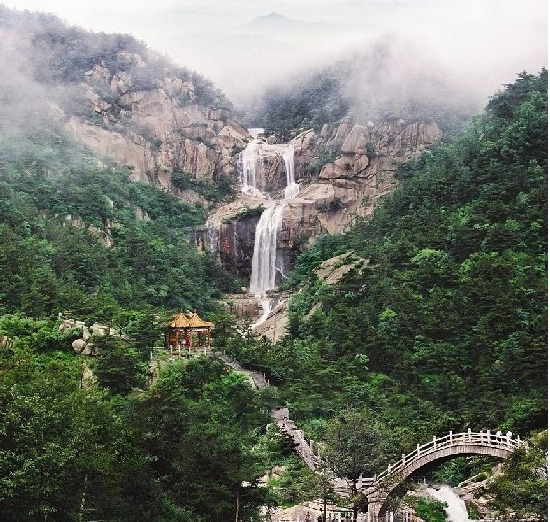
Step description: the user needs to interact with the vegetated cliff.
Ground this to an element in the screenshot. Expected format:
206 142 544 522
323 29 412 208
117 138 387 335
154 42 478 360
1 7 442 287
0 6 250 205
69 56 440 279
72 54 441 285
290 118 441 236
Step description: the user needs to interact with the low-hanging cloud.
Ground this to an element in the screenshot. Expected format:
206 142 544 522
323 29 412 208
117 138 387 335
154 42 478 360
3 0 548 115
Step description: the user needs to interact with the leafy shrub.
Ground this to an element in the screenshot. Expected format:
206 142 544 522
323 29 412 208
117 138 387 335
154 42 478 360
414 498 447 522
302 152 337 180
235 205 265 220
316 197 345 213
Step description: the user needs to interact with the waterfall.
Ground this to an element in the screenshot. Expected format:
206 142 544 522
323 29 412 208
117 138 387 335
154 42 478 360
426 485 469 522
283 145 299 200
237 140 265 198
250 204 285 294
246 140 298 327
248 127 265 139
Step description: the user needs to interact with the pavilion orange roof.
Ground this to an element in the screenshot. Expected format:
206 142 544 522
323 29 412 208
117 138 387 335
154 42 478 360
169 311 214 328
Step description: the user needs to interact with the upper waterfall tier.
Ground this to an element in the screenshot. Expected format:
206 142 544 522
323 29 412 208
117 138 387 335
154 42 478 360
282 145 299 200
246 138 298 322
237 139 299 199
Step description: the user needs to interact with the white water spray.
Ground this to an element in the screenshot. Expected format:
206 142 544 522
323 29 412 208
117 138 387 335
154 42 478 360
242 137 298 328
283 145 299 200
426 485 469 522
237 140 265 198
249 204 285 294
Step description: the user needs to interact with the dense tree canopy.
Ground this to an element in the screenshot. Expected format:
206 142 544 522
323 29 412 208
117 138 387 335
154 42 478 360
0 10 546 516
0 152 239 318
0 318 270 521
236 70 548 462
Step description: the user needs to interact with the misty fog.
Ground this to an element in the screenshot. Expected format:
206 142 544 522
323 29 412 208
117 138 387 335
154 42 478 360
3 0 547 116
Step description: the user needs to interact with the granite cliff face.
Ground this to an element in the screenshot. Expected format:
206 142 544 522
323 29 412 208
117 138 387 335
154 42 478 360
205 119 441 287
289 119 441 236
61 53 250 201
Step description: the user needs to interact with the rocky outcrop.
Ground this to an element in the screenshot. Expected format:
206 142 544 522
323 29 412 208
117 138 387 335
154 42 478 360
253 298 289 342
59 318 118 356
60 52 440 289
253 253 368 343
289 119 441 238
63 57 251 201
220 294 262 318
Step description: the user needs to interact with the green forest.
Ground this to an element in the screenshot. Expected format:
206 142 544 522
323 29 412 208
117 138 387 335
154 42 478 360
0 67 546 520
0 5 547 520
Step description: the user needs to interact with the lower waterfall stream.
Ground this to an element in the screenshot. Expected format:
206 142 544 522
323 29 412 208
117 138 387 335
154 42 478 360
426 485 469 522
237 134 298 327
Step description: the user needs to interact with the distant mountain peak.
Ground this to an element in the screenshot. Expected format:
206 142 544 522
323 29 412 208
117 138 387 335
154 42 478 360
258 12 291 21
264 12 287 19
244 11 309 31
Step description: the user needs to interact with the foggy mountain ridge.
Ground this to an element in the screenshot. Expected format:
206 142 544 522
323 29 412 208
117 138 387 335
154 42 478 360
243 11 333 33
244 12 304 29
0 2 540 177
0 5 476 137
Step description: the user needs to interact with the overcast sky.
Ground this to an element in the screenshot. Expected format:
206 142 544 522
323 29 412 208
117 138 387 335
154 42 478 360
4 0 548 107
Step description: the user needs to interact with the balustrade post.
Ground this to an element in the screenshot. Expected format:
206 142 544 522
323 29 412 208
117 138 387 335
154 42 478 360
449 431 453 444
486 429 491 444
416 443 420 456
433 436 437 449
467 428 472 442
402 453 406 466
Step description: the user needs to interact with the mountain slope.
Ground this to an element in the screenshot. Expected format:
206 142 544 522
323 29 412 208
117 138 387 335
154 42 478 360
0 6 244 318
233 70 548 442
0 5 249 199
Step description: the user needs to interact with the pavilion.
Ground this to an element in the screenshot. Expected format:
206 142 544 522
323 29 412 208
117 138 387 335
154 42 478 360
165 310 215 354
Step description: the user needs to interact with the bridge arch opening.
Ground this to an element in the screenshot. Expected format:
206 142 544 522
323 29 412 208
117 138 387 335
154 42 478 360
361 431 523 518
376 453 503 516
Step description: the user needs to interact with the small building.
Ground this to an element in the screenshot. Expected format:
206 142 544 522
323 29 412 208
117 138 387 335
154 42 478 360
165 310 215 354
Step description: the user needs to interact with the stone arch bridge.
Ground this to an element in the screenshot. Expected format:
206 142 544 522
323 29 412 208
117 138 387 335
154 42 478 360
356 429 524 518
274 407 524 518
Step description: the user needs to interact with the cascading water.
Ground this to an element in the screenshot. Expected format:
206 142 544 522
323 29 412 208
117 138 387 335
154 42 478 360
249 204 285 294
426 485 469 522
283 145 299 200
241 138 298 328
249 204 285 325
237 139 265 198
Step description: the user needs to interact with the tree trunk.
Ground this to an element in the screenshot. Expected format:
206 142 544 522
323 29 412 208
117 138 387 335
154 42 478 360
235 488 239 522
